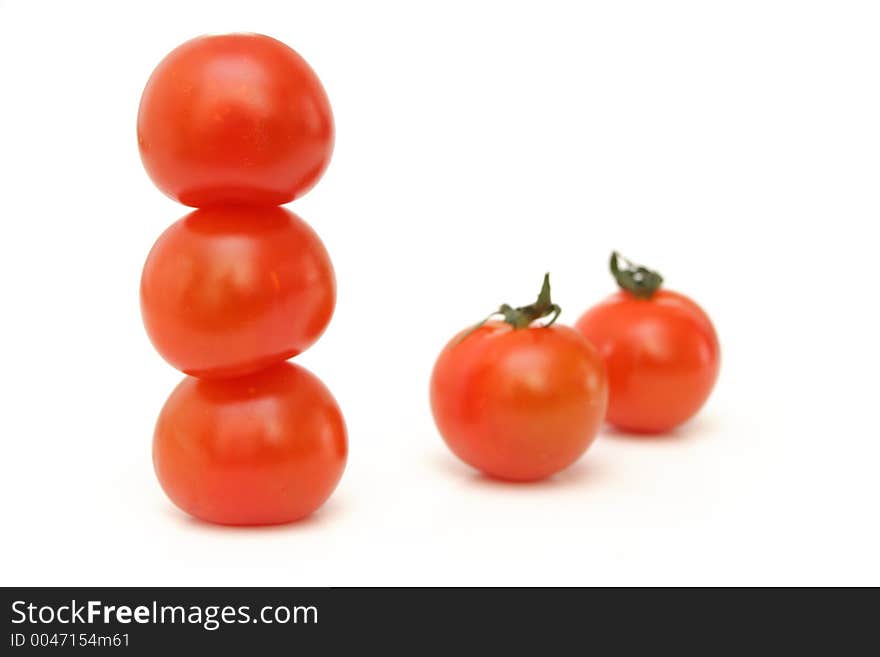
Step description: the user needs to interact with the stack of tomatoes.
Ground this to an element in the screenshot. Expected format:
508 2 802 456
137 34 346 525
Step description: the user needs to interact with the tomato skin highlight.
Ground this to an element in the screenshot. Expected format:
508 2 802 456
153 362 347 526
430 322 608 482
575 289 720 434
140 206 335 379
137 33 334 207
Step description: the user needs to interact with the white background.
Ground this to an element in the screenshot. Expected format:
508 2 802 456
1 0 878 586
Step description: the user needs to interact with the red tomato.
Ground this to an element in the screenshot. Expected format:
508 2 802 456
430 276 607 482
140 205 335 379
575 253 720 434
154 362 347 525
137 33 333 207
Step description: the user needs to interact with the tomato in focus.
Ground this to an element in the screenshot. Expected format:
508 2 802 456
430 276 607 482
140 205 335 379
153 362 347 525
137 33 334 207
575 253 720 434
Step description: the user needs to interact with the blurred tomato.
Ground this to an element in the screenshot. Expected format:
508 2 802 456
575 253 720 433
431 276 607 481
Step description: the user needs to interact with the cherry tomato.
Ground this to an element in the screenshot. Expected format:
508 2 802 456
140 205 335 379
154 362 347 525
430 276 607 482
137 33 334 207
575 253 720 434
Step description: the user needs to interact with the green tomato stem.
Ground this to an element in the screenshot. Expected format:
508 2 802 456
610 251 663 299
473 273 562 332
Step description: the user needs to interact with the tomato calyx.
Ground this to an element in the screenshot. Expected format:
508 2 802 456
473 273 562 332
610 251 663 299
